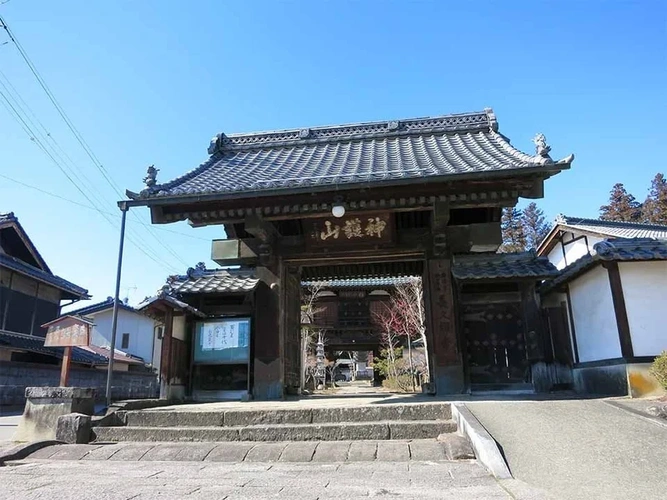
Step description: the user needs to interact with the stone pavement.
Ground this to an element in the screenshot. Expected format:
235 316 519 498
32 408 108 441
24 439 459 463
0 458 550 499
468 399 667 500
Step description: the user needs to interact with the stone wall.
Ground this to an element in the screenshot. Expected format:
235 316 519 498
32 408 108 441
0 361 159 409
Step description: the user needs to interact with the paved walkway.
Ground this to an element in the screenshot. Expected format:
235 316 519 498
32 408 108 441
25 439 454 463
0 413 20 454
0 458 549 499
468 399 667 500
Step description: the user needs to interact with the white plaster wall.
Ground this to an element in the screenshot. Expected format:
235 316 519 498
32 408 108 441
547 245 567 270
172 316 186 341
89 309 156 363
546 232 604 270
619 261 667 357
569 265 621 362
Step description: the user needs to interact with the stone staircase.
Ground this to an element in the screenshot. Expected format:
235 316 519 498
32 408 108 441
93 402 457 443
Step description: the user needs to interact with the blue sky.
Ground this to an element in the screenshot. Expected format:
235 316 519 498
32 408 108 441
0 0 665 306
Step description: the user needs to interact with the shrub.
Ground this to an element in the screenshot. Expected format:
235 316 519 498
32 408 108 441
649 351 667 390
382 375 416 393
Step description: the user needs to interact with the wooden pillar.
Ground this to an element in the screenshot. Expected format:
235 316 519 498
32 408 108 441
521 282 546 362
280 263 302 396
423 258 464 394
60 346 72 387
253 273 282 400
159 308 173 399
604 262 634 359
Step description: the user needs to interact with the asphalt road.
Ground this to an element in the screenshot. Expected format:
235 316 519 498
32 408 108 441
468 399 667 500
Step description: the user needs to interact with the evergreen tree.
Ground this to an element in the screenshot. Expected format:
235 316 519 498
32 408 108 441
599 183 642 222
499 207 526 253
522 202 552 250
641 173 667 224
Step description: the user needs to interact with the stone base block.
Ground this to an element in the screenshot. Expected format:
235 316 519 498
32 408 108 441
13 387 95 442
56 413 92 444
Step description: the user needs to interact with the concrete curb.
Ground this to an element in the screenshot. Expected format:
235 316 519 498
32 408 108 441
604 400 667 429
452 403 512 479
0 440 61 466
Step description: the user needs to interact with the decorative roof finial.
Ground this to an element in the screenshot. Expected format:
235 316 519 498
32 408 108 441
143 165 159 189
531 134 553 164
554 213 567 225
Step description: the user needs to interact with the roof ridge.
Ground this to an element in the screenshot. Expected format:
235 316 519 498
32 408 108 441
557 214 667 230
207 109 497 155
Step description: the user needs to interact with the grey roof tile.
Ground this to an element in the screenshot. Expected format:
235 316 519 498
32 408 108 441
452 251 559 281
167 267 259 295
130 110 573 200
541 238 667 294
554 215 667 240
0 329 107 365
66 297 136 316
0 254 89 299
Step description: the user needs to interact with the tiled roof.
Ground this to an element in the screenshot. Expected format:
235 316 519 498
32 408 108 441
138 292 207 318
127 109 573 200
79 345 146 365
0 329 107 365
301 276 418 288
452 251 559 281
556 215 667 240
0 253 90 299
0 211 51 275
541 238 667 293
65 297 136 316
167 267 259 295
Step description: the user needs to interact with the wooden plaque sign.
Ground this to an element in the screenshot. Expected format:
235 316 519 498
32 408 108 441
43 316 91 347
41 315 94 387
305 212 395 249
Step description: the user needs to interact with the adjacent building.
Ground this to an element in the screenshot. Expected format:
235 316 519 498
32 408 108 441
66 297 157 367
538 216 667 396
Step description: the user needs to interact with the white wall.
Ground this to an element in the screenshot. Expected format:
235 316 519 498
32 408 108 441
89 309 156 363
546 231 604 270
619 261 667 357
569 265 621 362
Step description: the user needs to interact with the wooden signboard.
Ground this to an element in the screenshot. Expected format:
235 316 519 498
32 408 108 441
42 315 93 387
305 212 395 250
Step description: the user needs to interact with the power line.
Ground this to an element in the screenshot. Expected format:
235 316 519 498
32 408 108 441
0 88 181 274
0 172 211 242
0 14 190 268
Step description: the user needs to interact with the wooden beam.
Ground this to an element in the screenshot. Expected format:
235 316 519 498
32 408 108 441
603 261 634 358
244 214 280 243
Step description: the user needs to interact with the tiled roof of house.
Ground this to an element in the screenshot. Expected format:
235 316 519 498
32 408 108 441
0 212 51 273
127 109 573 201
541 238 667 293
0 254 90 299
537 215 667 255
452 251 559 281
65 297 136 317
167 266 259 295
78 345 146 365
0 329 107 365
138 291 207 318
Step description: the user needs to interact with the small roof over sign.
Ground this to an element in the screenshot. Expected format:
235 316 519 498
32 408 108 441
42 315 93 348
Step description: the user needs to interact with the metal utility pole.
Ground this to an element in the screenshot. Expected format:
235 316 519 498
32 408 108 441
105 202 129 407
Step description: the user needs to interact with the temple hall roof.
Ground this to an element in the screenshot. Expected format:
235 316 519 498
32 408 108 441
127 109 573 201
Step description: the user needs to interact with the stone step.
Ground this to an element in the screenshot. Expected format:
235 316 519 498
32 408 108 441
122 403 452 428
24 439 470 463
93 419 457 443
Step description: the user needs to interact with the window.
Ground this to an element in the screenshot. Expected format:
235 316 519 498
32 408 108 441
121 333 130 349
